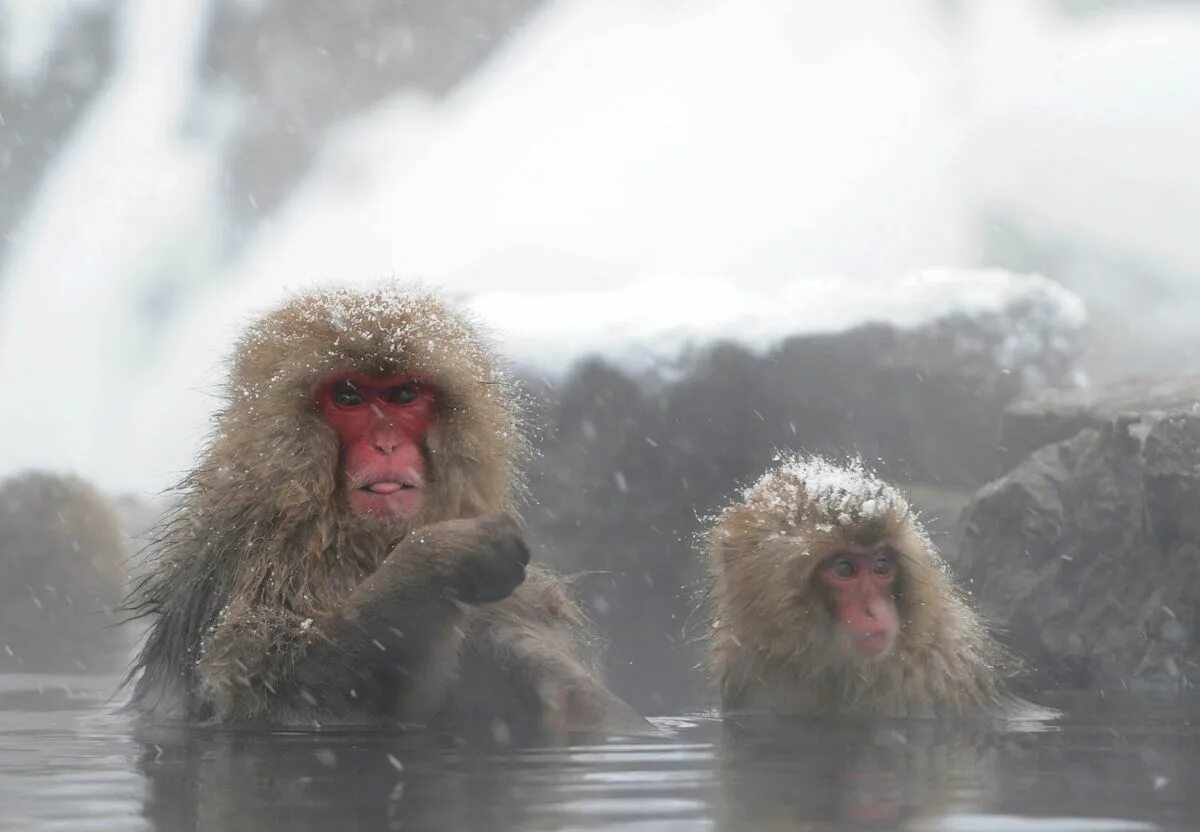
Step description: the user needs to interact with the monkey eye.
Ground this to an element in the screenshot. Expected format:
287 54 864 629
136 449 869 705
831 557 857 579
388 382 422 405
872 550 895 576
332 382 364 408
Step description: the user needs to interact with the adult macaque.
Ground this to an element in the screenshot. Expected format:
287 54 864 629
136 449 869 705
126 286 642 739
0 472 128 672
704 455 1049 718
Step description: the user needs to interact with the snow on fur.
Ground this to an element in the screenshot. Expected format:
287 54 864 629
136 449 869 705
738 454 911 531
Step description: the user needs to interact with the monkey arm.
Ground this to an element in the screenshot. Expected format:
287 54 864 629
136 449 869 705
196 514 528 724
292 544 482 721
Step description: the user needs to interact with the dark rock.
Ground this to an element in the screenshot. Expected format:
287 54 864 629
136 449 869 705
957 378 1200 692
524 299 1084 711
1141 410 1200 548
1001 375 1200 467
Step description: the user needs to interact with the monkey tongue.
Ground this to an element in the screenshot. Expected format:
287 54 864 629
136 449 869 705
364 481 408 494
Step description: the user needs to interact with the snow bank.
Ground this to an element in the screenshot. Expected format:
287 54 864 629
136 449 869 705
470 270 1085 374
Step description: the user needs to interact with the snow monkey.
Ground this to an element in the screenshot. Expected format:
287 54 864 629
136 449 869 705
125 286 643 739
704 455 1049 719
0 471 129 672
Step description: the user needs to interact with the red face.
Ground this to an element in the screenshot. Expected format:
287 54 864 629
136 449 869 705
817 544 900 660
316 373 436 522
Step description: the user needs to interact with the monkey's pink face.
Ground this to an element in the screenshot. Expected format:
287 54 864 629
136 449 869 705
316 373 437 522
817 545 900 661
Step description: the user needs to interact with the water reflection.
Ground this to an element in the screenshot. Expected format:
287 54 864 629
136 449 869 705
1 675 1195 831
135 725 718 831
715 717 1006 830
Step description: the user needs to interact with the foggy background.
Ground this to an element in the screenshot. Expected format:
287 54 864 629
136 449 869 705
2 0 1200 710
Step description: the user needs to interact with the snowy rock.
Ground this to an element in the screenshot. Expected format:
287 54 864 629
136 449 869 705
956 376 1200 692
477 270 1084 378
1000 374 1200 469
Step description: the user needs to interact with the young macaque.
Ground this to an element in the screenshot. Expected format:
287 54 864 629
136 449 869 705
124 285 642 740
704 455 1049 719
0 471 129 672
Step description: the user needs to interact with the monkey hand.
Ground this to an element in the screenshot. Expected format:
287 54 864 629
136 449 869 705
443 512 530 604
394 512 530 605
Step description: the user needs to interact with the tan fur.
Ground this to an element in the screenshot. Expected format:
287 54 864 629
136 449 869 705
127 284 639 735
0 471 128 672
704 456 1046 719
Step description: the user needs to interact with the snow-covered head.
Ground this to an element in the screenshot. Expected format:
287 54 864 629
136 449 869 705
734 455 916 543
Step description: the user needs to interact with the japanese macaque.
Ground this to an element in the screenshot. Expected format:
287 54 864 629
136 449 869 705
0 472 128 672
704 456 1049 719
125 286 643 739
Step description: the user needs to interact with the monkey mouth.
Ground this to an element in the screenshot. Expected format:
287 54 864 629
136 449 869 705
849 630 894 658
361 479 420 495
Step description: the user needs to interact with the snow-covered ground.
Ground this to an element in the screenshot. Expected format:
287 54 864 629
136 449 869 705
0 0 1196 495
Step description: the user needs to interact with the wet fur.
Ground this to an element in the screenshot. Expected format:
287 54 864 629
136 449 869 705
124 286 641 736
704 456 1049 719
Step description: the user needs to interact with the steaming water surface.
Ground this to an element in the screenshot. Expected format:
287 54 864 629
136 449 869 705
1 674 1194 831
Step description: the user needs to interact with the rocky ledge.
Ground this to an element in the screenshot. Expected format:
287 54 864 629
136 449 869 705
956 376 1200 693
